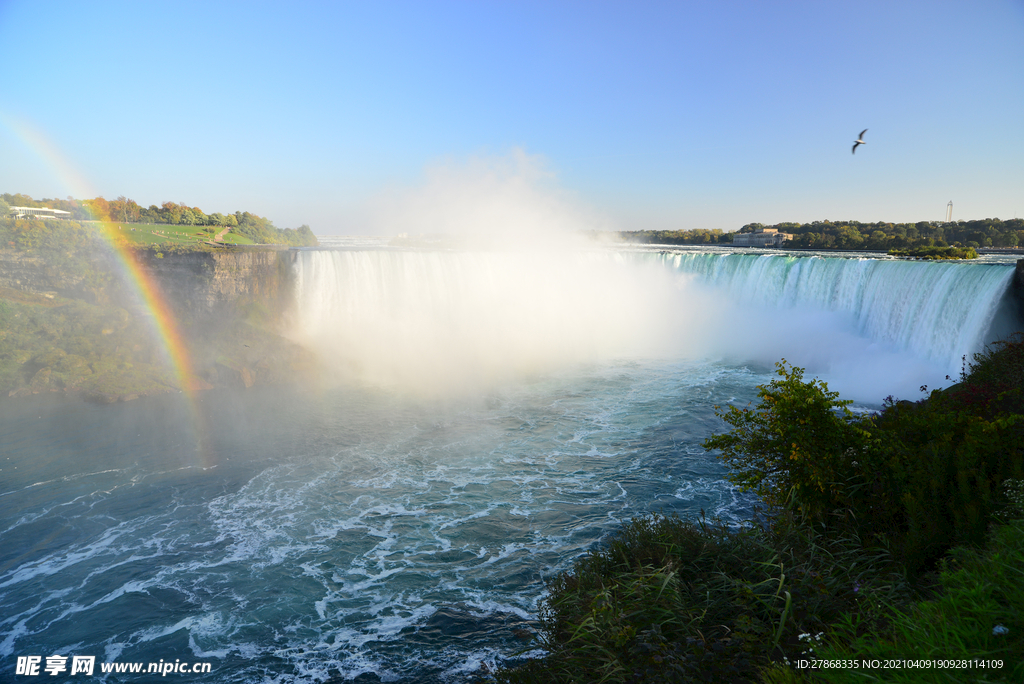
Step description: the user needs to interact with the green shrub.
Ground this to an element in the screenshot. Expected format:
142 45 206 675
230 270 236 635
945 333 1024 417
887 245 978 259
703 346 1024 574
871 336 1024 571
702 362 902 541
878 397 1023 571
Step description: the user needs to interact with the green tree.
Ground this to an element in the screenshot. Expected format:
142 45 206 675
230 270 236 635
108 196 141 223
85 197 110 220
142 205 162 223
867 230 889 249
703 361 877 522
3 193 39 208
834 225 865 249
161 201 183 224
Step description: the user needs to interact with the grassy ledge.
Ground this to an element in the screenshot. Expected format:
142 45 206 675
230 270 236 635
887 245 979 260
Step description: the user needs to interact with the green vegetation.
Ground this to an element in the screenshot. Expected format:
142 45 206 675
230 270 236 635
708 349 1024 572
105 222 256 246
0 216 229 268
618 218 1024 255
814 517 1023 683
0 286 179 401
495 512 913 684
613 228 734 245
1 215 96 253
0 283 317 402
494 339 1024 683
2 192 318 247
888 245 978 259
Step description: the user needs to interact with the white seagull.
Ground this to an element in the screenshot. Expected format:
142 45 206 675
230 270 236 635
852 129 868 154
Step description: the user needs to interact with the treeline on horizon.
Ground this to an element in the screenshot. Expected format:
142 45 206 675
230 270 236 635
1 192 316 247
619 217 1024 251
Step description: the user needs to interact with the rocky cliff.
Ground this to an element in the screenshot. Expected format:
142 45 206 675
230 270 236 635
1012 259 1024 325
136 247 297 321
0 246 298 320
0 248 114 303
0 246 314 402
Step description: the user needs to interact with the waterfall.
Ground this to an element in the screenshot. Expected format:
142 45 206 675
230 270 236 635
290 247 1019 401
290 249 693 391
653 251 1016 374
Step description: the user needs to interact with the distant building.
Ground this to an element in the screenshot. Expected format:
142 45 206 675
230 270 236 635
9 206 72 220
731 227 791 247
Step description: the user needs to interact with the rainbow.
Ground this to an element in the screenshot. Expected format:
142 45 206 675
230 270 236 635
2 113 213 461
89 215 203 395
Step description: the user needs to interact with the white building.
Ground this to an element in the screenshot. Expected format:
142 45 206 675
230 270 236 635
9 206 73 220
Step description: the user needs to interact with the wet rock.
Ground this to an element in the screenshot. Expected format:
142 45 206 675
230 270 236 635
29 367 52 390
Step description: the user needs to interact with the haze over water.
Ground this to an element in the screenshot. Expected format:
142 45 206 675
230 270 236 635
1 241 1020 682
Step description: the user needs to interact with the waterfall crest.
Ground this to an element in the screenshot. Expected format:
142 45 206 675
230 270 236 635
654 252 1016 372
290 249 694 391
290 247 1019 400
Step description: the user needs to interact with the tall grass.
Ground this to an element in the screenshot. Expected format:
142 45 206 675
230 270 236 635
493 512 912 683
810 515 1023 683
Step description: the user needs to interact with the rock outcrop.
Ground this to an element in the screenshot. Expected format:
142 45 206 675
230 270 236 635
135 247 298 322
1014 259 1024 324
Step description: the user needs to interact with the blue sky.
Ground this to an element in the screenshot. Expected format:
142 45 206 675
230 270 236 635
1 0 1022 235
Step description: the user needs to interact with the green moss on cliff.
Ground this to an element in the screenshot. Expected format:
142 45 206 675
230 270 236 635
0 287 174 400
1 220 316 402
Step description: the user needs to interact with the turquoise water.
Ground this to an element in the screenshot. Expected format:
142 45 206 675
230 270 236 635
1 361 759 682
1 245 1018 682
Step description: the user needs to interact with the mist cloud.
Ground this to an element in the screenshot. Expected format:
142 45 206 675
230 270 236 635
362 149 611 246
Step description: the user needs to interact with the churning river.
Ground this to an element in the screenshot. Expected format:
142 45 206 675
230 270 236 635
2 242 1020 682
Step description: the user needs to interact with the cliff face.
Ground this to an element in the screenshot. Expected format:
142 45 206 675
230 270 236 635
0 248 115 303
0 251 50 291
0 247 313 402
135 247 297 321
0 247 298 320
1014 259 1024 324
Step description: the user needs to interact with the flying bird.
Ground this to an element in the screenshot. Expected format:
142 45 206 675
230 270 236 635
852 129 868 154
